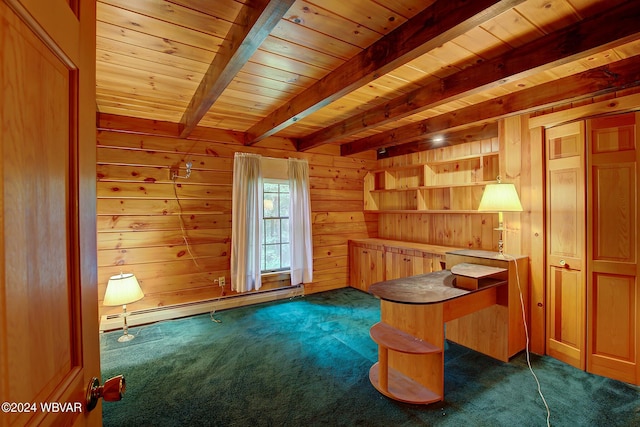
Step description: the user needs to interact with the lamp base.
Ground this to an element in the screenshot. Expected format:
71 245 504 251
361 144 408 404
494 225 505 259
117 333 135 343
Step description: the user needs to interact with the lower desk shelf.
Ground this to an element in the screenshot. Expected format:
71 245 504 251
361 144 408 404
370 322 440 354
369 363 441 404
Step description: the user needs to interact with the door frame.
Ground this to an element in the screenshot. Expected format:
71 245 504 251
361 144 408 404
0 0 100 425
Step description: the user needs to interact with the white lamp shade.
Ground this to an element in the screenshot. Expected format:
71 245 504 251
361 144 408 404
478 182 523 212
103 273 144 306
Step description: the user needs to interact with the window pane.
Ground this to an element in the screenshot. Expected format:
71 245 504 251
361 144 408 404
281 243 291 269
281 218 289 243
264 194 276 217
280 192 290 217
264 244 280 270
264 219 280 244
272 194 280 217
264 183 279 192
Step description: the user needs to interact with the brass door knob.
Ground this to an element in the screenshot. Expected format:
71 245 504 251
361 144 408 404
559 259 566 266
86 375 125 411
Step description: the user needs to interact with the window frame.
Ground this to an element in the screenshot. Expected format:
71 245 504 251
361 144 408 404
261 178 291 274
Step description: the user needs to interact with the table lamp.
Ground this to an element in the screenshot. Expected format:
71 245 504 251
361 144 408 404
103 273 144 342
478 177 523 258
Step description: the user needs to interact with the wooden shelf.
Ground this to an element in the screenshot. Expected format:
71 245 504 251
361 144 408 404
370 181 493 193
364 150 500 212
370 322 440 354
371 152 499 173
371 163 424 174
451 263 508 290
369 363 442 404
349 238 457 255
366 209 488 214
424 152 498 166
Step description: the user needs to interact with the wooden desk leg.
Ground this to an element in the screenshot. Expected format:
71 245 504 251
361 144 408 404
379 346 388 391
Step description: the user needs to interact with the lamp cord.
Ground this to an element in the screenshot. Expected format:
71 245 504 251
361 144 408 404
505 253 551 427
171 176 223 323
172 176 201 269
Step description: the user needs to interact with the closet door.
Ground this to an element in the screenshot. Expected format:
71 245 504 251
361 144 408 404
587 113 640 384
545 122 586 369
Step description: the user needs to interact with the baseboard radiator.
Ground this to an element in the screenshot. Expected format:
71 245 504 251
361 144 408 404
99 285 304 332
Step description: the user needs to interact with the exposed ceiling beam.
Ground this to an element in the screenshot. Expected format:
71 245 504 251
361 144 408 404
341 55 640 156
178 0 295 139
244 0 526 145
379 123 499 159
300 0 640 151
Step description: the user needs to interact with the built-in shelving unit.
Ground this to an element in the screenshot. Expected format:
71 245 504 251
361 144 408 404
364 152 499 212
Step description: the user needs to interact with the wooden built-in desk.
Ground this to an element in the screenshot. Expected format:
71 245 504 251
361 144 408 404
368 250 528 404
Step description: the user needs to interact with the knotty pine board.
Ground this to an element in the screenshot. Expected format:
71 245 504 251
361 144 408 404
376 212 498 250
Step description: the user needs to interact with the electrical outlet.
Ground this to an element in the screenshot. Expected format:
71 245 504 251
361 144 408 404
218 276 225 287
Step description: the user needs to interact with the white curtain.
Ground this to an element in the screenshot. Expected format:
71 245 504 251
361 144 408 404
231 153 263 292
288 158 313 285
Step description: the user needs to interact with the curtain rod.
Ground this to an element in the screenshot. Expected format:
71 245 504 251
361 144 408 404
236 152 307 162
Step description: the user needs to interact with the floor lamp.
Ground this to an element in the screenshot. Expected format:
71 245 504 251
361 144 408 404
103 273 144 342
477 177 523 258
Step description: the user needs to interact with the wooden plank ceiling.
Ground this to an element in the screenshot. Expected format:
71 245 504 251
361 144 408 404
96 0 640 157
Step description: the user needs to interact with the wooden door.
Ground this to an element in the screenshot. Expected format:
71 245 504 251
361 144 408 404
0 0 100 425
412 251 434 275
348 243 361 289
350 245 368 291
361 247 384 291
586 112 640 384
545 122 586 370
385 250 415 281
349 244 384 291
385 249 436 280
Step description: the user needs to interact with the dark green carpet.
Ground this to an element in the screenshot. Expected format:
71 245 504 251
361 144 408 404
100 288 640 426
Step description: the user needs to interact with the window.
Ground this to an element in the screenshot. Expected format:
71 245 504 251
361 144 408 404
262 180 290 272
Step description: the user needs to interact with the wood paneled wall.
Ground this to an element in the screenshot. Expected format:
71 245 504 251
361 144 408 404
96 118 377 318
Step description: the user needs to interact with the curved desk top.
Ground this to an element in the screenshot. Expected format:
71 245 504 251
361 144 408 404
369 270 471 304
